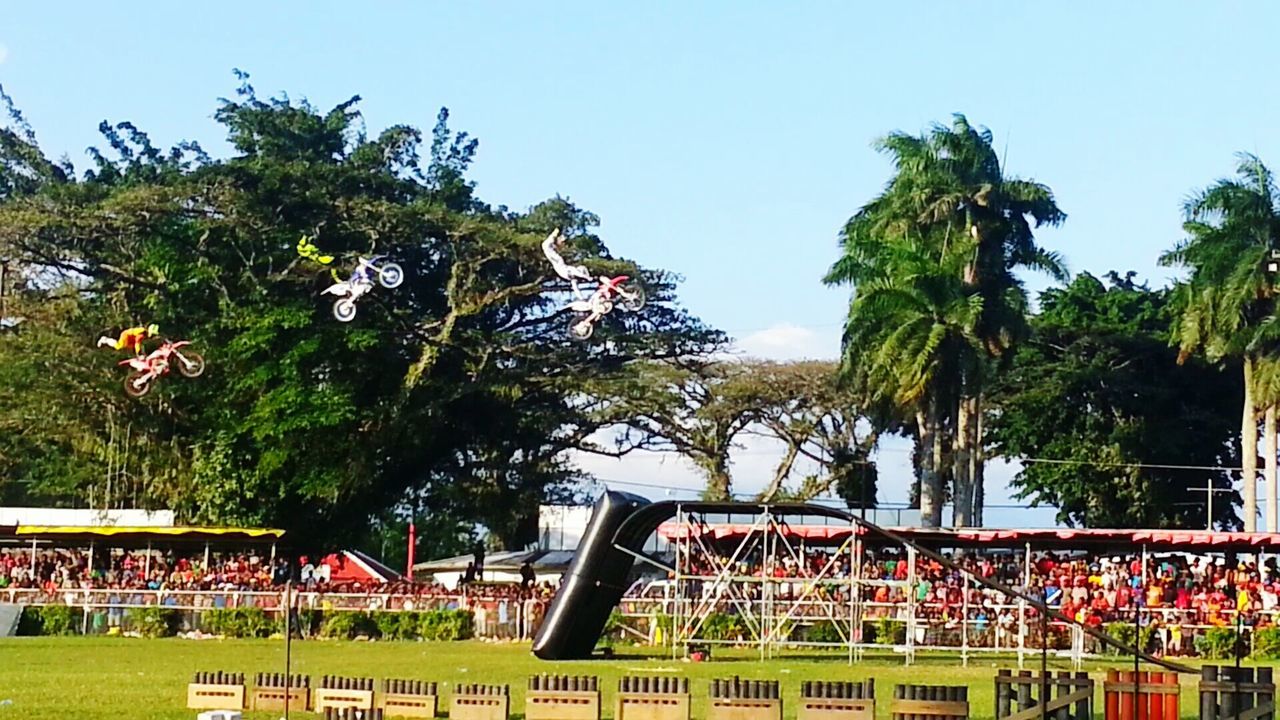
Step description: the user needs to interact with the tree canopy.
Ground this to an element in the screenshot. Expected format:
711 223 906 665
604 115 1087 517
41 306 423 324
0 76 722 549
989 272 1241 528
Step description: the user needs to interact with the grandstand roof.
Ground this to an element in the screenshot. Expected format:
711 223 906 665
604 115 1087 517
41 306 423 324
1 525 284 545
656 521 1280 552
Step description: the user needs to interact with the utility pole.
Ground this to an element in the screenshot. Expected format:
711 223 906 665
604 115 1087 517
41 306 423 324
1190 482 1239 531
0 260 8 324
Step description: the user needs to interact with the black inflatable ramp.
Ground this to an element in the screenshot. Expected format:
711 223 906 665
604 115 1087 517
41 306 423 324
532 490 650 659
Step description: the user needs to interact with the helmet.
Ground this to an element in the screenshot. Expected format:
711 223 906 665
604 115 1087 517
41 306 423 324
146 323 159 335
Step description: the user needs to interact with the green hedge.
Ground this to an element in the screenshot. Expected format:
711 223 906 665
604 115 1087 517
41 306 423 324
320 610 474 641
1194 627 1242 660
18 606 79 636
127 608 183 638
803 621 843 644
201 607 279 638
1102 622 1159 655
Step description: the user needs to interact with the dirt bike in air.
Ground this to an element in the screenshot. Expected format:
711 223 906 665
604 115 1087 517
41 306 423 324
120 340 206 398
567 275 646 341
321 255 405 322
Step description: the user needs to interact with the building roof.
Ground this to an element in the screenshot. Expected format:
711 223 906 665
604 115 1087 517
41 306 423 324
2 525 284 545
656 521 1280 553
413 549 573 573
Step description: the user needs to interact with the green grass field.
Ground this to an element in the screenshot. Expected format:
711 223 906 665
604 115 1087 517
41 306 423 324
0 637 1267 720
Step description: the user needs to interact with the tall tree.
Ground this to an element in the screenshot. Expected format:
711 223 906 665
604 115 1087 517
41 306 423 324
990 272 1241 527
1161 153 1280 532
0 78 722 549
826 115 1064 527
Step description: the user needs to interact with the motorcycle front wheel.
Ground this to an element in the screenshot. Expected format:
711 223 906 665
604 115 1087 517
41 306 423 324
620 287 646 312
124 371 153 398
568 319 595 341
176 351 206 378
378 262 405 289
333 298 358 322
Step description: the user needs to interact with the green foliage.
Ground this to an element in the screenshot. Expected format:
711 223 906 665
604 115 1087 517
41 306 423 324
872 617 906 645
200 607 279 638
296 609 323 638
989 272 1241 528
126 608 182 638
17 606 79 636
1101 621 1159 655
1252 627 1280 659
0 79 721 547
374 611 422 641
803 621 843 644
310 609 473 641
1195 627 1243 659
417 609 474 641
700 613 744 642
824 114 1065 527
320 611 380 640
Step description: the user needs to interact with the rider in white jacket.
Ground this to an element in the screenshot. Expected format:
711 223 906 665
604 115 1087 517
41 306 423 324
541 229 595 300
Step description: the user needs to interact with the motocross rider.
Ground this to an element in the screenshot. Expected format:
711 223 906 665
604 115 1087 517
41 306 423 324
97 324 159 357
541 228 597 300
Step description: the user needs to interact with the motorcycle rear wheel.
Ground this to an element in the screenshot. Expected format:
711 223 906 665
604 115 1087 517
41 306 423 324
568 319 594 341
124 371 152 398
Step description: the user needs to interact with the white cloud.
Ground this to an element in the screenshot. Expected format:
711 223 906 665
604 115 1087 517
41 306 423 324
732 323 839 361
0 45 9 65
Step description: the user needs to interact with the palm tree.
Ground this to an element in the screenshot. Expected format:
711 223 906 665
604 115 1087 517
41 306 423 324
829 226 982 526
828 115 1064 527
1162 153 1280 532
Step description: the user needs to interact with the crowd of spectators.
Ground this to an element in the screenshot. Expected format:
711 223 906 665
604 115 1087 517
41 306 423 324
0 547 555 604
646 540 1280 656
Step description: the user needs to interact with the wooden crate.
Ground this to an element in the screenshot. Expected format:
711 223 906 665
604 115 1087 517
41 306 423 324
526 690 601 720
1103 671 1180 720
615 676 690 720
708 678 782 720
381 692 438 718
186 682 246 710
315 687 376 713
250 686 309 712
1198 666 1272 720
799 681 875 720
451 685 510 720
997 670 1092 720
890 684 969 720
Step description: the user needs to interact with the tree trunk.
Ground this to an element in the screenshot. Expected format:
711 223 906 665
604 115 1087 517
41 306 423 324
952 395 973 527
971 394 984 526
1267 404 1277 532
916 407 940 527
699 455 733 501
1244 357 1259 532
918 398 944 528
757 442 800 503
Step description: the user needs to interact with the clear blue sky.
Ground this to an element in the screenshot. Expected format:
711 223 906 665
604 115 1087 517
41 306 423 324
5 3 1279 521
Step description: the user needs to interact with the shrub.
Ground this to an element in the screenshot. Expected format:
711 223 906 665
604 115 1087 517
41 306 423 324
18 606 79 636
872 617 905 645
1195 627 1243 660
296 608 323 638
804 621 843 644
201 607 278 638
1253 627 1280 659
127 608 183 638
701 613 744 642
375 612 423 641
1101 622 1159 655
418 609 474 641
321 611 379 640
597 610 626 649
